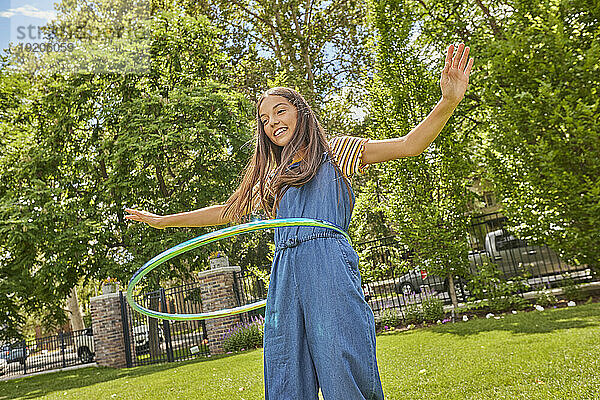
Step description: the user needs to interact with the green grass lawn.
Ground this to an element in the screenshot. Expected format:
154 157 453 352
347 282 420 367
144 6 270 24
1 302 599 400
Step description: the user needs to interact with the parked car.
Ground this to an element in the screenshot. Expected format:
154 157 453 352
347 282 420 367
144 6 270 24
469 229 581 279
74 327 95 363
1 343 28 365
393 266 467 298
133 325 164 355
72 324 164 359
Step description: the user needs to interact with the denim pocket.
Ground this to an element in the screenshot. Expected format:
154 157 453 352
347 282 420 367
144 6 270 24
336 239 360 281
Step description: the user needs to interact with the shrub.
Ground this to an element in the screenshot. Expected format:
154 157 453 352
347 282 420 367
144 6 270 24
379 308 402 328
560 276 587 302
467 261 530 313
222 315 264 353
488 296 510 313
488 294 527 313
404 304 424 324
462 301 486 312
535 290 557 307
509 295 529 311
422 297 444 322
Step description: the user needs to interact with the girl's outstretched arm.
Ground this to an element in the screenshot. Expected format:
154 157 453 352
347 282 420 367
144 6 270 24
362 43 474 164
124 204 230 229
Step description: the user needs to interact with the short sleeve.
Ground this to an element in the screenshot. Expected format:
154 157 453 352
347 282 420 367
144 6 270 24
328 136 369 178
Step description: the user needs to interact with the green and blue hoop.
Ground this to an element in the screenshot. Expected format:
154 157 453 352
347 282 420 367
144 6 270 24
126 218 351 321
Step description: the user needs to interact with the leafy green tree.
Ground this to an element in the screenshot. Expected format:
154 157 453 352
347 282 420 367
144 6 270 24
357 0 478 308
0 57 36 340
0 7 258 337
410 0 600 275
482 0 599 275
182 0 373 106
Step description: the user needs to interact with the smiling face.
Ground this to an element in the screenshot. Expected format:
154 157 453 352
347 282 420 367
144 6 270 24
258 95 298 148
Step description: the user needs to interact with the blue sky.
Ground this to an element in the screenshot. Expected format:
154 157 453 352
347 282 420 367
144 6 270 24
1 0 58 51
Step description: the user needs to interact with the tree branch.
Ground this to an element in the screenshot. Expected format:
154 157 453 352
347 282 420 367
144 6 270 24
155 164 170 197
291 3 314 91
225 20 275 51
473 0 505 40
415 0 471 42
229 0 278 32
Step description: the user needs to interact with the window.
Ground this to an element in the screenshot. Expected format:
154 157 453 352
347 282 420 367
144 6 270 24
484 192 496 206
495 233 528 251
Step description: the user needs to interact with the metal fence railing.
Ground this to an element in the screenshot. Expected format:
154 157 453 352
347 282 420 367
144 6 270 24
108 211 595 369
356 212 594 320
233 265 269 321
118 268 270 369
1 328 95 379
119 285 210 368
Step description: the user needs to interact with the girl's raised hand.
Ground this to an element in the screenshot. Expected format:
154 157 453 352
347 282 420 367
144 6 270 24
440 43 474 106
124 208 166 229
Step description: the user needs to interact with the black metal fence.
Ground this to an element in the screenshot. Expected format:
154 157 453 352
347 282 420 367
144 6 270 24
118 268 270 368
119 285 210 368
0 328 95 379
356 212 594 320
234 266 269 321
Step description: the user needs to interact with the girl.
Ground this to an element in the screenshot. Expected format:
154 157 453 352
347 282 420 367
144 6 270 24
126 43 473 399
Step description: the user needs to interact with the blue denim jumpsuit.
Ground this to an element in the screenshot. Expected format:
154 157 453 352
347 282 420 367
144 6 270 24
264 151 385 400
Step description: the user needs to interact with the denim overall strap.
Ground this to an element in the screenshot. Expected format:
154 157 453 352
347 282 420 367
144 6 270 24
273 151 355 247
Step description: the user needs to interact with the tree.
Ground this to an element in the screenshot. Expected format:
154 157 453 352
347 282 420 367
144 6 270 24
358 0 478 308
181 0 373 106
410 0 600 275
65 287 85 331
482 0 599 275
0 5 258 337
0 56 41 341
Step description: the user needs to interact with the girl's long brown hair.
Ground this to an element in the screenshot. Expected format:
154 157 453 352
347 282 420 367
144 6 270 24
221 87 352 223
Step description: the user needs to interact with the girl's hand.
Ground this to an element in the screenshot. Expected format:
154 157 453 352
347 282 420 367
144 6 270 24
440 43 474 106
124 208 166 229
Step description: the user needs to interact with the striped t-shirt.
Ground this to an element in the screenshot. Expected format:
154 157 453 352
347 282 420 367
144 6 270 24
328 135 370 178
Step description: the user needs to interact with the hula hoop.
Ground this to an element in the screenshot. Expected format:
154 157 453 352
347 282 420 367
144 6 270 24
126 218 351 321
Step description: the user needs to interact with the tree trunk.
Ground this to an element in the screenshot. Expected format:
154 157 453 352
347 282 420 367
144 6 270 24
65 287 85 331
447 273 459 310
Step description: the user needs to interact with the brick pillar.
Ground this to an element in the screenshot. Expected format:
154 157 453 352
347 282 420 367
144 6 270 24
90 292 128 368
197 266 242 354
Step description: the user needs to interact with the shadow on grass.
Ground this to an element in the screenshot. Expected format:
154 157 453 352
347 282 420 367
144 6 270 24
378 302 600 339
429 302 600 337
0 352 238 400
